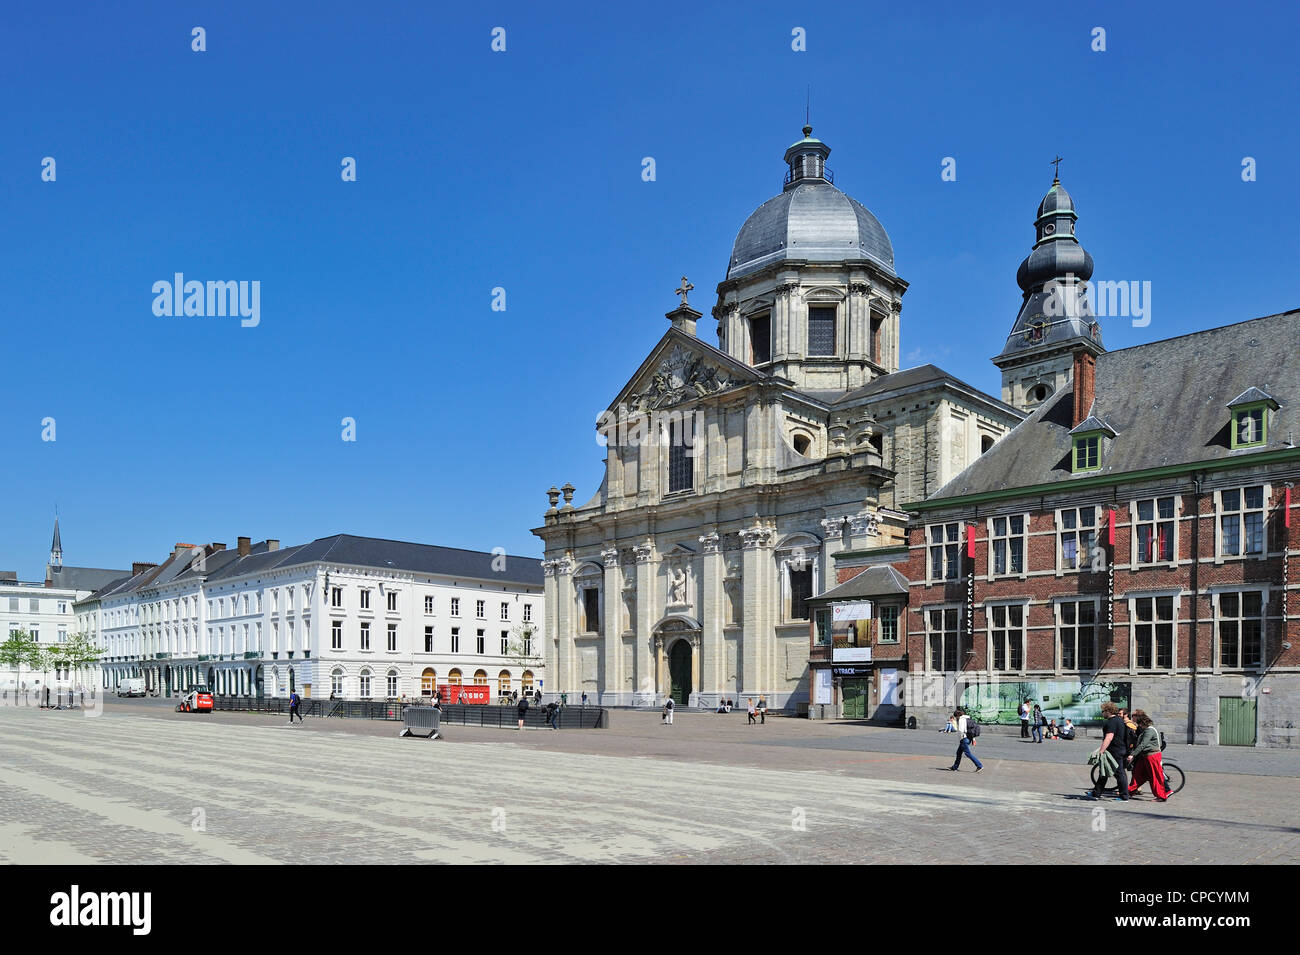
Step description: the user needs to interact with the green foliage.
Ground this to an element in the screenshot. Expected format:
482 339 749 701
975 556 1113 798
0 630 38 673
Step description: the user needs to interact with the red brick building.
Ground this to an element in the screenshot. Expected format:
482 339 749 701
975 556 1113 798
893 312 1300 746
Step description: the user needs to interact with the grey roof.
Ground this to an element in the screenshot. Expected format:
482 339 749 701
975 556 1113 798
832 364 1022 418
1069 415 1117 437
207 535 545 587
930 309 1300 500
45 565 133 593
727 179 894 281
811 565 909 602
51 517 61 554
1228 386 1278 408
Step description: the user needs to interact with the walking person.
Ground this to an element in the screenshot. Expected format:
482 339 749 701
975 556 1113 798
288 690 304 724
1126 710 1172 801
1031 703 1044 743
662 696 674 725
949 708 983 772
1019 699 1031 738
516 692 530 730
747 698 757 725
757 696 767 724
545 700 560 729
1087 702 1130 800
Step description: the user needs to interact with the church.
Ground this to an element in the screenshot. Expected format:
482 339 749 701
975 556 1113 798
533 125 1023 709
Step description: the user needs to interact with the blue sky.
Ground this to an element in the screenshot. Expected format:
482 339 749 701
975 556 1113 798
3 1 1297 580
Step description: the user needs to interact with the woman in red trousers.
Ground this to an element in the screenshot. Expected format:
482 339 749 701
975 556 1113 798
1127 710 1172 800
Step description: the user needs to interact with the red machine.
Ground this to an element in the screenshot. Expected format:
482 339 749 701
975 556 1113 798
176 685 214 713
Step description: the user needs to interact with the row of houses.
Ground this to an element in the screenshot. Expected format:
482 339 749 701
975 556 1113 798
71 534 545 700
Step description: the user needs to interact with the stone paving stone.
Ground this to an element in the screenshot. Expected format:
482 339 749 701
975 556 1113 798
1 703 1295 864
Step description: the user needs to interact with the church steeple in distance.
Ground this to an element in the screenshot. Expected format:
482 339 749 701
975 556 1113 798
993 161 1104 411
50 515 63 569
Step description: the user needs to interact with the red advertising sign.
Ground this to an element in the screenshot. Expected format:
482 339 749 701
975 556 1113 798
439 684 490 705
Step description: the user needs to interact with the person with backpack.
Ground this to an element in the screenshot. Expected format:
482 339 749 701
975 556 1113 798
1031 703 1044 743
1019 699 1031 738
1125 710 1171 800
288 690 304 724
949 708 983 772
545 700 560 729
516 693 529 730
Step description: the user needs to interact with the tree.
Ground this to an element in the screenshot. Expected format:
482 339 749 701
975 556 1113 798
32 645 60 705
61 632 103 690
505 622 543 674
0 630 38 698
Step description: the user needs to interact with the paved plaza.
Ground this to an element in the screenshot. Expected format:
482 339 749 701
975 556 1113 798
2 699 1297 864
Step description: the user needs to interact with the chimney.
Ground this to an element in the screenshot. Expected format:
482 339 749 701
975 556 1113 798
238 537 251 557
1072 350 1096 429
133 561 158 576
266 539 280 551
666 304 701 337
210 542 226 552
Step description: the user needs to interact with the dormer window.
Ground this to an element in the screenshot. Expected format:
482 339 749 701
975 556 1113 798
1068 416 1117 474
1227 388 1278 450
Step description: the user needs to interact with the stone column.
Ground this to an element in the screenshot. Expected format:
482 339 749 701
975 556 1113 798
633 541 657 704
601 547 621 705
740 524 773 698
698 531 724 703
690 633 703 704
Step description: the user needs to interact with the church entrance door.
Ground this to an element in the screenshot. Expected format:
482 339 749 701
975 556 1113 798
668 640 692 706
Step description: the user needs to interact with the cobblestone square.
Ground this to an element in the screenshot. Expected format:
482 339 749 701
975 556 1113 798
2 701 1297 865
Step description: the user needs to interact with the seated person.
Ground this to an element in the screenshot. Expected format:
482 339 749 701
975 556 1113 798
1045 719 1059 739
940 715 958 733
716 700 728 713
1059 718 1076 740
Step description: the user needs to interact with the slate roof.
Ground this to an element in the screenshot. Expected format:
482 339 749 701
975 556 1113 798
46 565 134 593
809 564 910 602
277 535 545 586
928 309 1300 500
832 364 1021 417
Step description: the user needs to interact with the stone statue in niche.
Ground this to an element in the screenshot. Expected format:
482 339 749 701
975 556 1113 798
669 567 687 605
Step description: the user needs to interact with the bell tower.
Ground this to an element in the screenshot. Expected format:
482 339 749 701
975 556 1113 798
993 166 1104 413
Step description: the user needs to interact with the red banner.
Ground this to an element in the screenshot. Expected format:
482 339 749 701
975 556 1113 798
1107 508 1116 546
440 684 491 705
1287 486 1292 528
966 523 977 559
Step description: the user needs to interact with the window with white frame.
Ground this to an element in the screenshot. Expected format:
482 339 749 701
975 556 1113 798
360 589 371 610
451 627 460 653
989 515 1026 576
1057 599 1097 670
926 607 960 671
387 623 397 652
424 626 433 652
475 599 485 619
500 602 509 621
331 620 342 650
1217 591 1263 669
523 603 532 623
331 668 344 697
1219 486 1266 556
359 669 372 698
989 604 1024 671
387 590 398 612
1133 595 1174 670
1059 506 1097 571
878 605 900 644
360 622 370 651
476 629 485 654
1134 496 1176 564
928 523 961 581
386 669 399 698
424 595 434 614
500 630 509 655
331 587 343 608
451 597 460 617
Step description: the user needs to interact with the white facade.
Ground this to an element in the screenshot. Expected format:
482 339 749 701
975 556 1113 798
2 579 80 691
89 539 546 701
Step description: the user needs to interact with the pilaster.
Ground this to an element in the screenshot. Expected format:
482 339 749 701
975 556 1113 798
698 530 724 700
601 547 621 700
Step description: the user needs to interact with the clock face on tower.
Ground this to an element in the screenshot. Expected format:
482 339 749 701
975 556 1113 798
1024 318 1047 343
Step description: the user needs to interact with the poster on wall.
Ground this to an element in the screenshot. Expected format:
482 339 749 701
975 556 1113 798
879 668 899 706
957 680 1131 726
815 668 832 705
833 601 873 622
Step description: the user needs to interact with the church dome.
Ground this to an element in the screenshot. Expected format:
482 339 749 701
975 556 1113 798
726 128 895 282
1036 179 1075 218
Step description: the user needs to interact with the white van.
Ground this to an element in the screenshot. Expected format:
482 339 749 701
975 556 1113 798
117 677 146 698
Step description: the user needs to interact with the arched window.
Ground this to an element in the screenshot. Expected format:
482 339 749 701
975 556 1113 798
1030 383 1052 403
359 668 372 699
386 668 399 699
330 667 344 698
473 669 488 686
448 668 462 686
793 433 812 456
521 670 534 692
498 670 512 695
421 667 436 696
981 434 995 454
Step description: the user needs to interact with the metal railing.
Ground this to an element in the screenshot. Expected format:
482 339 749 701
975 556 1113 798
208 695 606 728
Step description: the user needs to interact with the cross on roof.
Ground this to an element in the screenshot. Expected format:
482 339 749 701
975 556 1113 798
675 276 694 307
1051 155 1063 180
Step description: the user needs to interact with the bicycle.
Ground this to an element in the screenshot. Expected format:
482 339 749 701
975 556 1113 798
1090 756 1185 796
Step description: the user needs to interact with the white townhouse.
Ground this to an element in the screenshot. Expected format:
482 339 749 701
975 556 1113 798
85 534 546 701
